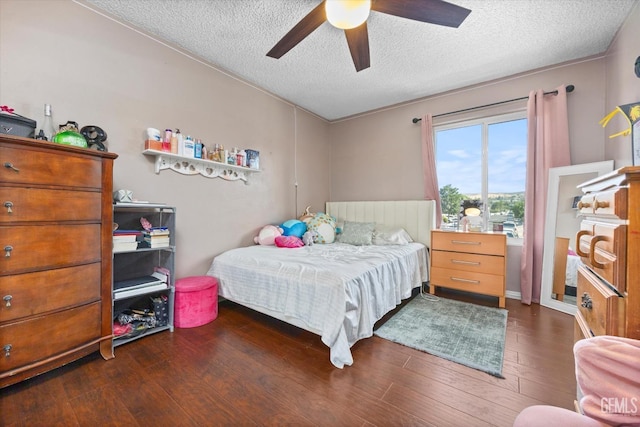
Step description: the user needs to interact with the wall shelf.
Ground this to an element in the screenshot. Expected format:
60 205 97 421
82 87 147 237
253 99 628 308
142 149 260 183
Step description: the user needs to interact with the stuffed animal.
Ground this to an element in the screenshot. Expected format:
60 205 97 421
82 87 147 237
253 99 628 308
306 212 337 243
280 219 307 238
254 225 283 245
298 206 315 223
302 230 318 246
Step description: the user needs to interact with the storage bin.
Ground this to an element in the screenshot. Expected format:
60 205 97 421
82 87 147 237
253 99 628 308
0 113 36 138
174 276 218 328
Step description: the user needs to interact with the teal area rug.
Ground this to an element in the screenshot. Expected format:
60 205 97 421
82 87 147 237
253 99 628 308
374 295 508 377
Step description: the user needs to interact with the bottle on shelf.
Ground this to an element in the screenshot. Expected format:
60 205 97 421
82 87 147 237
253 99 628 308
175 129 184 156
41 104 57 141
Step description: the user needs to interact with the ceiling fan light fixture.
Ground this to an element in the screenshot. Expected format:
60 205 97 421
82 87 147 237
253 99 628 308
325 0 371 30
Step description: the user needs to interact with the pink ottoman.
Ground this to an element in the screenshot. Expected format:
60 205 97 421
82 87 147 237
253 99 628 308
174 276 218 328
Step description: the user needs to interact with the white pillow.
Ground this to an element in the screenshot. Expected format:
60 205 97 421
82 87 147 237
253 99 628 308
373 226 414 245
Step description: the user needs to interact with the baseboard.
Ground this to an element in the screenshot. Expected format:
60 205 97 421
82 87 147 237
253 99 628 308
506 290 521 300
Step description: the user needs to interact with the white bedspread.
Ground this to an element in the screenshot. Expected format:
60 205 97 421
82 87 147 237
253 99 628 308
206 242 428 368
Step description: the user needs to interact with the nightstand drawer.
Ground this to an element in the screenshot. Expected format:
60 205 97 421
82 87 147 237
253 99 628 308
431 250 504 276
431 231 505 256
431 266 504 296
576 265 624 337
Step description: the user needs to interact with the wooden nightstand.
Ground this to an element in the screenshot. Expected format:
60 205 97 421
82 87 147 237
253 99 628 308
430 230 507 308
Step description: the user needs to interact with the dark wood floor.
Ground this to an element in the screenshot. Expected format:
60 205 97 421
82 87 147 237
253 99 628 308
1 289 576 426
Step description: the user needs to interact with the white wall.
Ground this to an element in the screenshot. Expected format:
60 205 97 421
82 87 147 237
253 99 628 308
604 2 640 167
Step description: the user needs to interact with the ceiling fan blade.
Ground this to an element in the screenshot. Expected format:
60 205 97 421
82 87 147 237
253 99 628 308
372 0 471 28
267 1 327 59
345 23 370 72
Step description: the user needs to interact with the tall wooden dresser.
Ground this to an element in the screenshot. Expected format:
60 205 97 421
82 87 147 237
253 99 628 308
574 166 640 341
0 134 117 388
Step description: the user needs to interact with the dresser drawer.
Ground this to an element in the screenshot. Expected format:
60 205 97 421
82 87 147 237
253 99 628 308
0 302 101 372
431 231 506 256
1 224 101 275
0 264 101 323
431 250 504 276
576 265 624 337
578 188 627 219
0 187 101 223
0 143 102 189
576 220 626 293
574 311 592 342
431 266 504 296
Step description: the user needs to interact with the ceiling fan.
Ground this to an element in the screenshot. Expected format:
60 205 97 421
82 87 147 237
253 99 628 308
266 0 471 72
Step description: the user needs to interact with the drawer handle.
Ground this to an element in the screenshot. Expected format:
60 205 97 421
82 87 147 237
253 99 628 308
450 277 481 284
3 344 11 357
589 236 608 269
451 240 481 245
581 292 593 310
594 200 610 210
4 201 13 214
577 200 591 209
451 259 481 266
3 295 11 307
4 245 12 257
575 230 591 257
3 162 19 172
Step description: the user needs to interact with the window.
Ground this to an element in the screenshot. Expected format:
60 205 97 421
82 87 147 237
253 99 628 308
435 112 527 239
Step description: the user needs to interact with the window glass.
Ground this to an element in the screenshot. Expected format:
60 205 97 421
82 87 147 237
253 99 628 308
435 113 526 239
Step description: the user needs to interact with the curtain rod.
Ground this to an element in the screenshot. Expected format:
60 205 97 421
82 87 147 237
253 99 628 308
411 84 575 123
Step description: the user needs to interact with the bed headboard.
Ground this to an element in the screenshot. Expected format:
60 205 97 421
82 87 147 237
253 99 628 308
325 200 436 248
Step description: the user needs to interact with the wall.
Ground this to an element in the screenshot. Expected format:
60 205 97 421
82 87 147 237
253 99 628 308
0 0 331 278
328 58 608 294
604 2 640 167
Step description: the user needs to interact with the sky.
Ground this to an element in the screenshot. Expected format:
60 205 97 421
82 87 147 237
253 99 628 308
435 118 527 195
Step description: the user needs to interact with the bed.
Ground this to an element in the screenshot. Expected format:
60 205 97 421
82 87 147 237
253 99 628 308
206 200 436 368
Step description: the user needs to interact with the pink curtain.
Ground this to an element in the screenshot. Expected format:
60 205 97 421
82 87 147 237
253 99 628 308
520 86 571 304
421 114 442 228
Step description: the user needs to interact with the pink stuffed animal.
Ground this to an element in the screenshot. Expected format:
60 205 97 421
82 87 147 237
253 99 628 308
254 225 283 245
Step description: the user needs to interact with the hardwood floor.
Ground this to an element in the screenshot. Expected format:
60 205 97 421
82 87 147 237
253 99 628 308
1 290 576 426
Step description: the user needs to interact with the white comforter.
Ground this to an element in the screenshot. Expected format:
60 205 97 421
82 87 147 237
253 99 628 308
206 242 428 368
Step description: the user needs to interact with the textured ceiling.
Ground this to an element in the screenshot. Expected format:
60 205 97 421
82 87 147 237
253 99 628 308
80 0 636 121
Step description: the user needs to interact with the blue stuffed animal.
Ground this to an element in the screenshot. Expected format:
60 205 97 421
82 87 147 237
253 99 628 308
280 219 307 238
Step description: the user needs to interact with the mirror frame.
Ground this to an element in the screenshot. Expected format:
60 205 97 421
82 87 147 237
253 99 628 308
540 161 614 314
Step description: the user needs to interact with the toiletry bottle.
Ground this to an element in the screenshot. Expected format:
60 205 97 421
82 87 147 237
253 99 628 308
163 129 172 152
184 136 195 157
194 139 203 159
175 129 184 156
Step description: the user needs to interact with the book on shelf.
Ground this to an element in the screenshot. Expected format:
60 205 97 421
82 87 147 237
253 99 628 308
113 241 139 252
143 227 170 237
141 242 170 249
113 270 169 299
113 234 138 243
113 282 169 300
